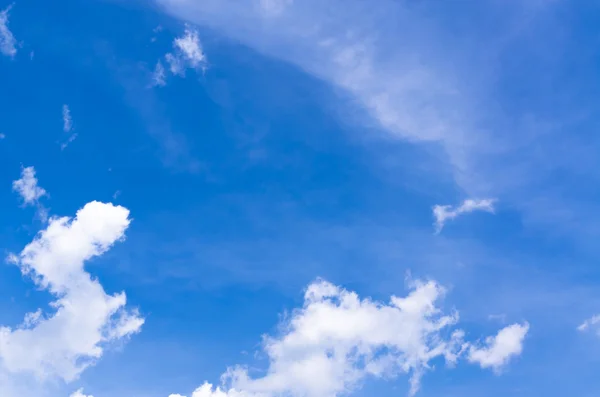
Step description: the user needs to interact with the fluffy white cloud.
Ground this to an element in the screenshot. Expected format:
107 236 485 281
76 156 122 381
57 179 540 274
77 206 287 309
0 201 144 382
172 279 526 397
165 27 207 77
432 199 496 233
467 322 529 372
578 314 600 335
0 5 17 58
12 166 47 206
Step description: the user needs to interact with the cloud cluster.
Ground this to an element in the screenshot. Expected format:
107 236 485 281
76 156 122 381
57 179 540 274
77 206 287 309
0 5 17 58
170 279 527 397
432 199 496 234
1 201 144 382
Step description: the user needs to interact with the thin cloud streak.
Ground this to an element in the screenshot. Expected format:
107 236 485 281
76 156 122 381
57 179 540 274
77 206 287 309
0 5 17 58
433 198 496 234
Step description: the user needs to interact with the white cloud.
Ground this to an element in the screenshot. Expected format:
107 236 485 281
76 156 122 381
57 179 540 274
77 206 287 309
152 60 167 86
0 5 17 58
578 314 600 335
70 389 93 397
165 27 207 77
63 104 73 132
467 323 529 373
432 199 496 234
0 201 144 382
172 279 526 397
12 166 47 206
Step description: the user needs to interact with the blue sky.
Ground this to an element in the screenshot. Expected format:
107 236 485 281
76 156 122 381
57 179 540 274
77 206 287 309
2 0 600 396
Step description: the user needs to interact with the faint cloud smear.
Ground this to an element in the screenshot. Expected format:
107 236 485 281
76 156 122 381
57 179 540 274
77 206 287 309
151 24 163 42
0 133 5 139
171 279 526 397
12 166 47 206
578 314 600 336
258 0 292 16
61 105 78 149
0 201 144 382
165 26 207 77
468 322 529 373
0 5 17 58
60 133 78 150
433 198 496 234
152 60 166 86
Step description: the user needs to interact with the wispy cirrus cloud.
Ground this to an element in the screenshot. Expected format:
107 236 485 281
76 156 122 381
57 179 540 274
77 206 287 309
0 5 17 58
433 198 496 234
151 60 166 87
169 279 527 397
61 104 78 150
153 0 600 246
62 104 73 132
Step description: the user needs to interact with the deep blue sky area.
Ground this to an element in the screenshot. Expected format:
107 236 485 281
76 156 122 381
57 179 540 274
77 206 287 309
2 1 600 397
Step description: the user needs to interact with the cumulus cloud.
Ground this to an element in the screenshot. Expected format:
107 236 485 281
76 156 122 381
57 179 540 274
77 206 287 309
12 166 47 206
171 279 526 397
432 198 496 233
0 5 17 58
0 201 144 382
578 315 600 335
164 27 207 78
467 322 529 373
